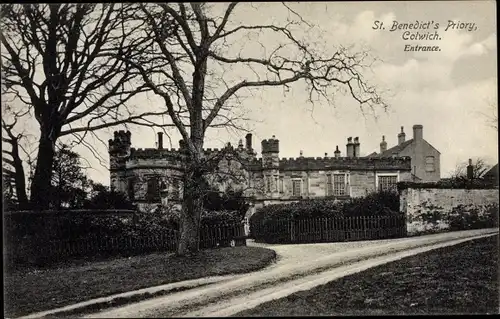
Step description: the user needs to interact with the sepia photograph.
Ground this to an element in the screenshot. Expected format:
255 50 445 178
2 1 498 317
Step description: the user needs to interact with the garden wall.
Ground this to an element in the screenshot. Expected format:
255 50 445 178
400 188 499 235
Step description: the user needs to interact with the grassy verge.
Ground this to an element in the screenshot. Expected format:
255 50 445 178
4 246 276 318
235 235 498 316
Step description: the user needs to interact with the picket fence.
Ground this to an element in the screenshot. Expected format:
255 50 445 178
251 215 407 244
6 222 246 265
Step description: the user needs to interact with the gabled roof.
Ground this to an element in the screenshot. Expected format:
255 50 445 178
366 138 441 158
368 139 414 158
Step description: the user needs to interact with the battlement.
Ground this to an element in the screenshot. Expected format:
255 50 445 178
128 145 251 160
109 130 132 155
278 156 412 171
261 136 279 153
129 147 184 159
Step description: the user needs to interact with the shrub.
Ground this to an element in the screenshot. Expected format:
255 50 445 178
249 191 401 241
447 203 499 231
250 191 400 226
83 184 136 210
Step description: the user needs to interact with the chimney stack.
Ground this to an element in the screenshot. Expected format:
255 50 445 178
157 132 163 149
245 133 253 152
334 145 341 158
380 135 387 153
467 158 474 180
398 126 406 145
346 137 354 158
353 137 360 158
413 124 423 142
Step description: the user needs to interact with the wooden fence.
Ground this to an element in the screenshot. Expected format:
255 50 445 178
251 215 407 244
5 222 246 266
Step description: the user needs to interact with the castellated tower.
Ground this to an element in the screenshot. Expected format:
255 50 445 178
108 130 131 192
261 135 280 198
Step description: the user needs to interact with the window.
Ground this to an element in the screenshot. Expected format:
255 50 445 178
292 180 301 197
127 177 136 200
378 175 398 192
279 177 284 193
326 174 333 196
425 156 435 172
333 174 346 196
265 176 271 192
146 176 160 202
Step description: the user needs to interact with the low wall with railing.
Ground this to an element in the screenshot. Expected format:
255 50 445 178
251 215 406 244
4 210 246 267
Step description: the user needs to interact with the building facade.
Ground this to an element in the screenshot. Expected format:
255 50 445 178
109 131 412 214
366 125 441 182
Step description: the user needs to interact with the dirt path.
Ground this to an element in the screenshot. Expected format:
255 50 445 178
83 228 498 318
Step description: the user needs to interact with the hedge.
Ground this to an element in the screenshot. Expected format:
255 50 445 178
4 208 246 267
249 191 401 233
398 179 497 191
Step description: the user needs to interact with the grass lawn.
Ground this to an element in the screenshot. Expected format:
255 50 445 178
235 235 499 316
4 246 276 318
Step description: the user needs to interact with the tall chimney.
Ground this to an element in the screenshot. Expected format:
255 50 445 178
467 158 474 180
245 133 253 152
334 145 341 158
157 132 163 149
353 137 360 158
398 126 406 145
380 135 387 153
413 124 423 142
346 137 354 158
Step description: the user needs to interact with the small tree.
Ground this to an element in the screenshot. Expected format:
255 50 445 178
84 181 136 210
2 104 35 210
49 144 91 209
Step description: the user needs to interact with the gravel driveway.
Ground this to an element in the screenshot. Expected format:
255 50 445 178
82 228 498 318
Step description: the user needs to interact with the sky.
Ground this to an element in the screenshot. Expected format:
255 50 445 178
4 1 498 187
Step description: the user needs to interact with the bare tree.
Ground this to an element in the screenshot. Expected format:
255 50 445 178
1 106 32 208
0 4 173 208
450 158 490 180
119 3 388 255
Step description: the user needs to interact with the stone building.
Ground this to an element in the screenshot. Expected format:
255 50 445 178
366 125 441 182
109 131 412 214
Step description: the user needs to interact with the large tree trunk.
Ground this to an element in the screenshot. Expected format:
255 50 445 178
177 162 205 256
30 134 56 210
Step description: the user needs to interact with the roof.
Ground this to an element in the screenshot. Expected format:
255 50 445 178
277 156 412 171
484 164 498 179
367 138 441 158
368 139 414 158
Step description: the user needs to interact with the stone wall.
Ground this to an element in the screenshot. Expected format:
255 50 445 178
400 187 499 235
